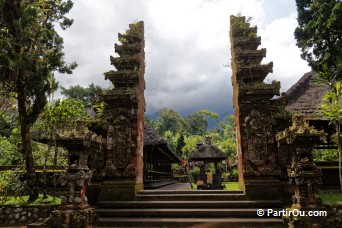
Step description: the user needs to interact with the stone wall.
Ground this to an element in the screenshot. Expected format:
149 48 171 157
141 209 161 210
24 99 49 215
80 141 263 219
0 205 57 227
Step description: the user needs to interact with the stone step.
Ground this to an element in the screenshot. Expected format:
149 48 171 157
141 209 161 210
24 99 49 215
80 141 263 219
138 189 244 194
135 193 246 201
97 217 285 227
96 208 283 218
97 200 283 209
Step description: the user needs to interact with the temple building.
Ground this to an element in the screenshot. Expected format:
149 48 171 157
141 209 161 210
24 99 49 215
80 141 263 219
143 125 181 189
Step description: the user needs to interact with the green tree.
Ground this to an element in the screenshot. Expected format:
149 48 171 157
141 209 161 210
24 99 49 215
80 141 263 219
321 79 342 190
0 0 76 200
34 98 90 197
313 148 339 162
295 0 342 74
186 113 207 136
0 136 20 165
185 110 219 136
163 130 180 154
144 115 158 130
60 83 101 108
156 108 185 135
182 135 203 158
175 134 185 157
0 89 18 137
211 115 236 163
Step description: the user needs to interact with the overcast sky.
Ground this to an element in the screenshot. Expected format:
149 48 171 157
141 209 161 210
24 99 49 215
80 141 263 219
55 0 311 116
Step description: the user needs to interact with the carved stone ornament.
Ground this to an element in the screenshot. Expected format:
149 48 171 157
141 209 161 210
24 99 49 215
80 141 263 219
112 114 132 169
245 110 268 165
59 169 93 205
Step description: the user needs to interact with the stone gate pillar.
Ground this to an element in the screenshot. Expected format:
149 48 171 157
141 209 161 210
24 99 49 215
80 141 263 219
98 21 145 201
230 16 286 200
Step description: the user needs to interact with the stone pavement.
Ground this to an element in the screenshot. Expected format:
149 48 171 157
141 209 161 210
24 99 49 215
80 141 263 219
157 182 194 190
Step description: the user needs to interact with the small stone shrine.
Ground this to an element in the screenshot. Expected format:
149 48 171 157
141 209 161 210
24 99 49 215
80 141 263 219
45 122 100 227
190 142 227 189
277 116 326 209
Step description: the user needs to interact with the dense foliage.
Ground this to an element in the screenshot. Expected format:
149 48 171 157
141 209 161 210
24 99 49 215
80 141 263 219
146 108 237 165
0 0 76 200
295 0 342 74
60 83 101 108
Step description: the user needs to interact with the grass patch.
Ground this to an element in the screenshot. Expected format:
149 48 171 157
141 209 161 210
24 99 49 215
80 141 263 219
224 182 239 190
319 192 342 205
0 194 61 206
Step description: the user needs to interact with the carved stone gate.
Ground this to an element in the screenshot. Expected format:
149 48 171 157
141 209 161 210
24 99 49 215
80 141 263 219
230 16 333 209
96 21 146 201
230 15 288 200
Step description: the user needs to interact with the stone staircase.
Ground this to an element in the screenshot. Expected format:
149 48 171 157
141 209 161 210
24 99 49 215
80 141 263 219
96 189 285 227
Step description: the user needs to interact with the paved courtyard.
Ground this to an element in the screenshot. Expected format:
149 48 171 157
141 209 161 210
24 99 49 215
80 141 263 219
157 182 193 190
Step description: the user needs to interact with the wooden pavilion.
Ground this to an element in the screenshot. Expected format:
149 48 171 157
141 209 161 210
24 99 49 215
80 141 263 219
190 143 227 189
143 125 181 189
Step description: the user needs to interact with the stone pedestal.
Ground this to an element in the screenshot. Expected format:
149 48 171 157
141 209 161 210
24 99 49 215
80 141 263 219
98 180 143 201
47 206 97 228
244 178 290 201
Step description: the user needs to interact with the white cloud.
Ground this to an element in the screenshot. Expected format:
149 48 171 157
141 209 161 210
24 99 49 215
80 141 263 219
260 14 311 91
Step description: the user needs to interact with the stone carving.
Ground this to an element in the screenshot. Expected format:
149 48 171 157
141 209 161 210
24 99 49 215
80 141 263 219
45 122 101 227
230 16 281 178
277 116 326 208
245 110 268 165
112 114 132 169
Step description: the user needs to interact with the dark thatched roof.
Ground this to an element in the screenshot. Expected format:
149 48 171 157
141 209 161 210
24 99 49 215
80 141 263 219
144 125 166 146
144 125 181 163
285 71 329 117
190 143 227 161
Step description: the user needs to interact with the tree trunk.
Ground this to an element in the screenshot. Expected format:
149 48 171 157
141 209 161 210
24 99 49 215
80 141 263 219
17 84 38 201
42 142 51 199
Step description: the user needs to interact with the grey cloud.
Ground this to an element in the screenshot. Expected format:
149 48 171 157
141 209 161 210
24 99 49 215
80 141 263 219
54 0 308 117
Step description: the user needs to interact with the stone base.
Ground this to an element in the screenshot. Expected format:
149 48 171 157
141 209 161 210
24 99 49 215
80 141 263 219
45 206 98 228
244 178 290 201
87 182 102 205
284 206 327 228
97 180 143 201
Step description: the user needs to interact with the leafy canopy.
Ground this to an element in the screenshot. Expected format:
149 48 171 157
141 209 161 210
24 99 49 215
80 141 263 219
0 0 77 125
295 0 342 74
60 83 101 108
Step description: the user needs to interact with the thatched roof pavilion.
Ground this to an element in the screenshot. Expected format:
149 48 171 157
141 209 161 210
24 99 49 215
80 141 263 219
285 71 335 147
190 143 227 162
285 71 329 117
143 125 180 189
